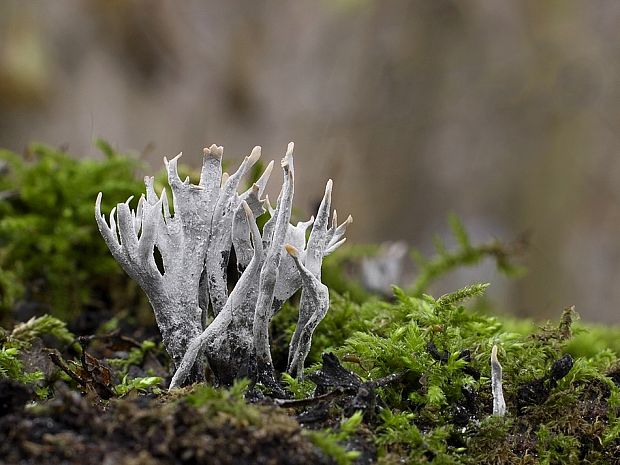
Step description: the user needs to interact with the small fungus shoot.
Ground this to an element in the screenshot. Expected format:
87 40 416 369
491 344 506 416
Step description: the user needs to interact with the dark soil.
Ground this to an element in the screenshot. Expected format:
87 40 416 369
0 384 331 465
2 314 619 465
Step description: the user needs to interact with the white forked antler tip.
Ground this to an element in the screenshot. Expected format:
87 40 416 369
297 216 315 230
263 195 274 213
284 244 299 257
491 345 499 363
326 179 333 193
221 172 230 187
281 143 294 169
204 144 223 159
248 145 261 164
163 152 182 166
326 238 346 254
242 200 253 217
346 215 353 224
96 191 102 205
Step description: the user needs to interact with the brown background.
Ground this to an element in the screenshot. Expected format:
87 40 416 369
2 0 620 322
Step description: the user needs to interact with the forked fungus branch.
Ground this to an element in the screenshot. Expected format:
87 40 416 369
95 143 351 390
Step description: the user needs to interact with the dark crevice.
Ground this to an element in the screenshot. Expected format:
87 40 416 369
153 246 165 276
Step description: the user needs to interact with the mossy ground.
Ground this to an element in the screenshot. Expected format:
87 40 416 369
0 379 331 465
1 145 620 464
1 289 619 464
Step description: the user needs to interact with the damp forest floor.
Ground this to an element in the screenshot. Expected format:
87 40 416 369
2 143 620 464
2 284 620 465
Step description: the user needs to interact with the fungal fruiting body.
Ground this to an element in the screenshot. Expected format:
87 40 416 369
95 143 351 389
491 344 506 416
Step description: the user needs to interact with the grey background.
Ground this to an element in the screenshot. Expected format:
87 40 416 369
2 0 619 322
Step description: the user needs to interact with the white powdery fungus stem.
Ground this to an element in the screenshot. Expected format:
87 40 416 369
286 179 332 371
269 216 314 312
252 143 295 387
304 179 333 276
232 170 273 273
170 201 264 389
491 344 507 416
283 180 352 377
206 146 264 316
96 186 206 382
285 244 330 379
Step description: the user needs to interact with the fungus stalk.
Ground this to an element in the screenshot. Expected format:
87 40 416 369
491 344 506 416
96 142 351 389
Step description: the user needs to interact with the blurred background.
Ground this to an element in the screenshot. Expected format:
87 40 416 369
1 0 620 323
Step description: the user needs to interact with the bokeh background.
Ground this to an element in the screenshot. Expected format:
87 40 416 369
2 0 619 322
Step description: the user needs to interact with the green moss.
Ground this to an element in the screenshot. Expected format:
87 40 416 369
0 315 74 393
172 381 356 464
0 141 288 327
114 375 162 396
107 339 159 376
409 214 526 296
281 372 315 399
3 314 74 349
283 282 620 464
0 346 44 384
0 141 145 321
305 411 364 465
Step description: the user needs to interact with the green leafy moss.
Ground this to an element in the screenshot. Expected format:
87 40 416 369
305 411 364 465
272 274 620 464
0 141 145 321
321 287 620 464
409 214 526 296
107 339 158 376
0 346 44 384
3 314 74 349
281 372 315 399
0 315 75 393
114 375 162 396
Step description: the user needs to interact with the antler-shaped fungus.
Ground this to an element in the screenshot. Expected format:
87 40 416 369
96 142 351 390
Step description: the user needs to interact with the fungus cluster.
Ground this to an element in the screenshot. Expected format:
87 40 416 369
95 143 351 390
